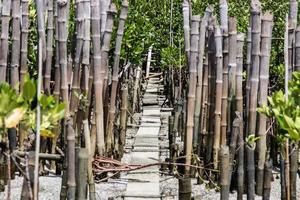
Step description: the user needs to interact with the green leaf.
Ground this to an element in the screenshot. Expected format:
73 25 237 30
23 79 36 102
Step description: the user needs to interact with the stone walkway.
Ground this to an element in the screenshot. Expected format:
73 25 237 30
123 77 162 200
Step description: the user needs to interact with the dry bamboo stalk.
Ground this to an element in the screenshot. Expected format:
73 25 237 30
184 15 200 175
288 0 298 78
106 0 129 154
220 145 230 200
227 17 237 139
100 0 111 36
295 27 300 72
220 4 229 145
76 148 88 199
10 0 21 88
66 120 76 199
0 0 11 82
53 0 61 100
256 12 273 196
44 0 54 94
290 144 298 200
247 1 261 199
263 160 272 200
69 0 84 120
182 0 190 60
119 83 128 156
132 67 141 114
20 0 29 88
193 7 212 149
245 26 252 134
91 0 105 155
212 26 222 170
83 120 96 200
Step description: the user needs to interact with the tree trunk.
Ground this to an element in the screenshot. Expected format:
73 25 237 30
256 12 273 196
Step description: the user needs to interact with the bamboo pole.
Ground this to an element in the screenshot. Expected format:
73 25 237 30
66 120 76 199
247 1 261 199
100 0 111 36
182 0 190 60
146 45 153 78
288 0 298 78
220 145 230 200
0 0 11 82
220 0 229 145
10 0 21 88
263 160 272 200
119 83 128 156
256 12 273 196
227 17 237 140
245 26 252 135
132 67 141 114
106 0 129 154
76 148 88 200
44 0 54 94
91 0 105 155
53 0 61 100
212 26 222 170
295 27 300 72
69 0 84 119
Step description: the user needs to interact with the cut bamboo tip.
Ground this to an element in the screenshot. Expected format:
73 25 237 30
108 3 117 14
122 0 129 7
262 11 273 21
251 0 261 12
237 33 245 42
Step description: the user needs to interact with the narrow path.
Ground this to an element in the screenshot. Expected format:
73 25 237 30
124 77 163 200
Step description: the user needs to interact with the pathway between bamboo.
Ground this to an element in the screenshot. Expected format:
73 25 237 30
123 77 163 200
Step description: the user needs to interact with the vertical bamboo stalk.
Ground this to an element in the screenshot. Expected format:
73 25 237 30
100 0 111 36
288 0 298 78
256 12 273 196
247 1 261 199
44 0 54 94
146 45 153 78
212 26 222 170
58 0 69 115
106 0 129 154
182 0 190 60
220 0 229 145
53 0 61 100
76 148 88 200
0 0 11 82
66 120 76 199
220 145 230 200
91 0 105 155
295 27 300 72
119 83 128 156
10 0 21 88
69 0 84 118
245 26 252 134
290 144 298 200
132 67 141 114
200 51 208 154
227 17 237 139
263 160 272 200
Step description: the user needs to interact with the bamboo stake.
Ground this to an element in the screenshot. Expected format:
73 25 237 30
227 17 237 140
256 12 273 196
182 0 190 60
132 67 141 114
10 0 21 88
146 45 153 78
0 0 11 82
76 148 88 199
288 0 298 78
53 0 61 100
247 1 261 199
212 26 222 170
263 159 272 200
106 0 128 154
295 27 300 72
220 145 230 200
184 15 200 174
119 83 128 156
245 26 252 135
91 0 105 155
100 0 111 36
220 0 229 145
44 0 54 94
69 0 84 119
66 120 76 199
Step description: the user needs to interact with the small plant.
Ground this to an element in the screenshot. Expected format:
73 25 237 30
246 134 260 147
258 71 300 142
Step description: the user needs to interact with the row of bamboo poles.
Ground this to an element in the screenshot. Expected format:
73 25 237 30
167 0 300 199
0 0 146 199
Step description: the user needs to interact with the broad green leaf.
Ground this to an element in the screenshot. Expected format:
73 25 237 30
23 79 36 102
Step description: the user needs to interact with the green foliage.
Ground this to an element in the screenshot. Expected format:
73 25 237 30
0 75 65 140
246 134 260 146
258 72 300 142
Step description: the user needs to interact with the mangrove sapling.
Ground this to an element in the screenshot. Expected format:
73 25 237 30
91 0 105 155
212 26 222 170
44 0 54 94
106 0 128 154
69 0 84 119
247 1 261 199
220 145 230 200
256 12 273 196
288 0 298 78
227 17 237 140
10 0 21 88
295 27 300 72
0 0 11 82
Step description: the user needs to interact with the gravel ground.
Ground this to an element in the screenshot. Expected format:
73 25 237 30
1 112 299 200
